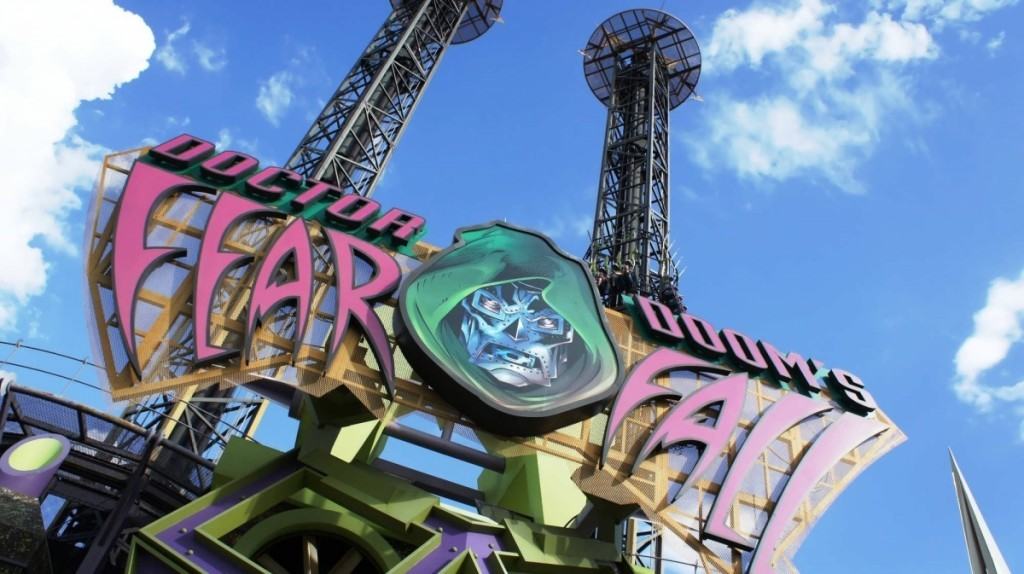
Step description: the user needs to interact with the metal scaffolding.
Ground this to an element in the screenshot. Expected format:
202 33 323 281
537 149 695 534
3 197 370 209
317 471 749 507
285 0 502 198
583 9 701 297
0 383 214 574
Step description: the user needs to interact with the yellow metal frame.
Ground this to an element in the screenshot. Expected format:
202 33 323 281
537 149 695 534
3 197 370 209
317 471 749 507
85 149 905 574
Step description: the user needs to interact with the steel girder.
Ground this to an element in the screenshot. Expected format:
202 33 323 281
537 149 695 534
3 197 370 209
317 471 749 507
284 0 470 197
587 46 674 296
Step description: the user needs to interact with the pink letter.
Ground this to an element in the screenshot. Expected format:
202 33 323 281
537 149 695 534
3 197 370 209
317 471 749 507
629 373 747 485
245 219 315 361
826 368 878 415
680 313 727 357
367 208 425 245
291 180 342 210
757 341 823 395
325 195 380 227
113 162 213 376
636 296 684 341
193 193 282 364
245 167 302 200
200 151 259 183
722 328 768 372
702 394 832 549
748 414 887 574
323 229 402 396
601 348 728 466
149 134 214 169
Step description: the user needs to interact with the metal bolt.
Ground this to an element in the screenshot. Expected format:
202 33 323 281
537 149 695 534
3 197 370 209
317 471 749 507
179 527 188 534
450 546 458 553
186 549 194 555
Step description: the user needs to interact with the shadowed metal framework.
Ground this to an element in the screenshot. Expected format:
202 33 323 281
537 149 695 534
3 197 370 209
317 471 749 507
83 149 270 490
0 383 214 574
0 342 262 573
583 9 701 296
285 0 502 197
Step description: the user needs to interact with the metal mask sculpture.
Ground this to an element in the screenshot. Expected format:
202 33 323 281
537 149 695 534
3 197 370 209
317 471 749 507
396 222 622 435
455 280 576 388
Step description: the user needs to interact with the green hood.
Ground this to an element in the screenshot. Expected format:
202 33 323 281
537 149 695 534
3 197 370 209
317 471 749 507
397 222 622 435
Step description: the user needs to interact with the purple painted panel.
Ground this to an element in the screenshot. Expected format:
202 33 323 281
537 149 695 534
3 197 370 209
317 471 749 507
154 461 297 574
245 218 315 361
323 229 402 395
630 373 747 481
601 348 728 465
747 413 887 574
112 162 213 375
412 515 505 574
193 193 282 363
702 394 832 550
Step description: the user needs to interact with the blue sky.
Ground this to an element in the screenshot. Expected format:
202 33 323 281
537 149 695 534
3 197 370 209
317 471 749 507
2 0 1023 571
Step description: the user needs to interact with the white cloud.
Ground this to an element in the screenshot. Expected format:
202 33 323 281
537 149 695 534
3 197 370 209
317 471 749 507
193 41 227 71
539 214 592 241
154 21 227 74
706 0 832 72
0 0 154 331
212 128 260 156
155 20 190 74
215 128 233 150
896 0 1019 27
697 70 915 193
959 28 982 43
954 272 1024 425
256 71 294 126
698 0 935 192
986 31 1006 55
166 115 190 128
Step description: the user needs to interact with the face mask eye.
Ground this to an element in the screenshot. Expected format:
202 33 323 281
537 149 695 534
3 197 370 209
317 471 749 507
472 291 504 319
530 313 564 334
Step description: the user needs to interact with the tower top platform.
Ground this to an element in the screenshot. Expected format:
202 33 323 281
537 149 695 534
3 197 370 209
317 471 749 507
582 8 701 110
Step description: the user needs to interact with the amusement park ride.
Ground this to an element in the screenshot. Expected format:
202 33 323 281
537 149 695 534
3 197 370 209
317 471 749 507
0 3 905 574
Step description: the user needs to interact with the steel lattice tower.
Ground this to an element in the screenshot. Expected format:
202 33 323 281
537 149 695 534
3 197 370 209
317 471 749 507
286 0 503 197
582 9 701 297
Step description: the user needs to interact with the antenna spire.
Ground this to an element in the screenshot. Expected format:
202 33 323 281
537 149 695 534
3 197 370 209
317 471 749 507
949 449 1012 574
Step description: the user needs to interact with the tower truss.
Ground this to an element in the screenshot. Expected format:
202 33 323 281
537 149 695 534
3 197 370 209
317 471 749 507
285 0 502 197
583 9 701 297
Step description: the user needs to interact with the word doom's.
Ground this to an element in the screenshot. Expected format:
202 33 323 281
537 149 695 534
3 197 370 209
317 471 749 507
603 348 887 574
